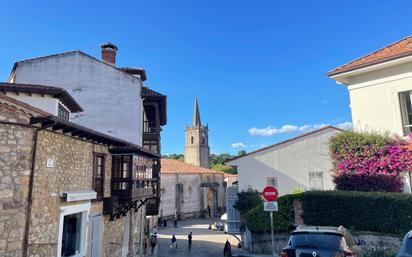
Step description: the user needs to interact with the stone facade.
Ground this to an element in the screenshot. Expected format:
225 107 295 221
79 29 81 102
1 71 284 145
184 99 210 168
0 101 148 257
0 103 35 257
159 171 225 220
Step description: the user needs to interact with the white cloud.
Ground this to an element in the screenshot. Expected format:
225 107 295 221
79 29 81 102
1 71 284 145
336 122 353 130
249 121 353 136
231 142 246 148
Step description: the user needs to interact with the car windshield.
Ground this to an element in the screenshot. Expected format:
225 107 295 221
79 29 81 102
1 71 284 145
289 233 344 251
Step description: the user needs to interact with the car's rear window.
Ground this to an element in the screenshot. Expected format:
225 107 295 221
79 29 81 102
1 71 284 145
405 238 412 254
289 232 344 251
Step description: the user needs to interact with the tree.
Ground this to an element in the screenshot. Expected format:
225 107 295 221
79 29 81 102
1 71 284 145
164 154 184 162
237 150 247 156
234 189 262 214
330 131 412 192
211 164 237 174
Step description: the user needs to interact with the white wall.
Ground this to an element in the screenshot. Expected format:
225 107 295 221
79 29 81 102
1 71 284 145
6 92 59 115
344 61 412 136
228 128 339 195
12 51 143 145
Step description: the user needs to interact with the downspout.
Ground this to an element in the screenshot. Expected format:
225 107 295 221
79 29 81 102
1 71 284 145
22 127 41 257
0 120 39 257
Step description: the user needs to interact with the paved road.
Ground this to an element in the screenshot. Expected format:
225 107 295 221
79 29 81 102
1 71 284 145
155 218 240 257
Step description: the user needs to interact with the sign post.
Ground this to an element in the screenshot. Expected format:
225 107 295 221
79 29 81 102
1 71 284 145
263 185 279 256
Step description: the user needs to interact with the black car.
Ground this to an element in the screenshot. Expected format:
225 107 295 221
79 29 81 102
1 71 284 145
282 226 365 257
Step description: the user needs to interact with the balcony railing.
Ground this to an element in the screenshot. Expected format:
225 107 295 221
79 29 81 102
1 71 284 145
111 178 157 201
143 121 159 134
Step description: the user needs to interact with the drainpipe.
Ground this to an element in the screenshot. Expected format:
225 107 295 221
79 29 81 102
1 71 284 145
0 120 39 257
409 171 412 194
22 127 41 257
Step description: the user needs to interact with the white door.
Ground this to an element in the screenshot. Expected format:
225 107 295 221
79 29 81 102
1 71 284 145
122 212 130 257
90 214 102 257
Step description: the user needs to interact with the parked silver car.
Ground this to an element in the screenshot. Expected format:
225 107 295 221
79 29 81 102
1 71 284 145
397 231 412 257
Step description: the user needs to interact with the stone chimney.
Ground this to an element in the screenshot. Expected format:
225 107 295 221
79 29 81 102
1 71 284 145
101 42 118 65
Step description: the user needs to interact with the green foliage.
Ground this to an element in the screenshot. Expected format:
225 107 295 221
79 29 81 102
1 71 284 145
164 154 184 161
330 131 393 162
234 189 262 215
237 150 247 156
300 191 412 234
243 194 300 234
210 153 234 166
291 186 305 194
211 164 237 174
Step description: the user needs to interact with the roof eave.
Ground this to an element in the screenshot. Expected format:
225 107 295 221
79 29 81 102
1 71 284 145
226 126 344 163
327 52 412 79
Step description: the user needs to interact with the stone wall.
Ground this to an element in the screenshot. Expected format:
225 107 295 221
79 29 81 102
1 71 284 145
159 172 226 219
0 104 34 257
26 129 113 256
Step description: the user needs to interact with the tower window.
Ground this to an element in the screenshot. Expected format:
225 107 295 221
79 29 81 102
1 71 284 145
191 136 194 144
202 138 205 144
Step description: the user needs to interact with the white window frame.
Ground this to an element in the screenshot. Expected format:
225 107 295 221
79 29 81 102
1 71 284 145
266 177 278 188
57 202 91 257
309 172 324 190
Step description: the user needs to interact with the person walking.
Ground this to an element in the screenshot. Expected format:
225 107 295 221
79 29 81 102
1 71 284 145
223 239 232 257
150 234 157 255
187 232 192 251
170 234 177 253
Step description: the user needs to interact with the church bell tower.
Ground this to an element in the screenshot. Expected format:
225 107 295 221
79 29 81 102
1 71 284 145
185 98 210 168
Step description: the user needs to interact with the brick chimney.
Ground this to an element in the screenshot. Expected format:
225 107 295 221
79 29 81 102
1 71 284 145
101 42 118 65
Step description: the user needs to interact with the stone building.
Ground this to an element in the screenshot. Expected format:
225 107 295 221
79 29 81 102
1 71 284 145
184 98 210 168
0 84 161 257
159 159 225 219
159 98 226 220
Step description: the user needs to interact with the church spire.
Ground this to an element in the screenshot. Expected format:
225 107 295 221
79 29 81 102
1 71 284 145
192 98 201 127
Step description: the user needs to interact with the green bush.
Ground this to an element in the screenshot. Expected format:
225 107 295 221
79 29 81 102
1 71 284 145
300 191 412 234
243 194 300 234
234 189 262 215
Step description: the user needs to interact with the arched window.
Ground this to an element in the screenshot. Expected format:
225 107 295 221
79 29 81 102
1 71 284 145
202 138 205 144
191 136 194 144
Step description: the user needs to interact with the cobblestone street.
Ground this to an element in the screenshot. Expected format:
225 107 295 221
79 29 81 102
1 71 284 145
155 218 241 257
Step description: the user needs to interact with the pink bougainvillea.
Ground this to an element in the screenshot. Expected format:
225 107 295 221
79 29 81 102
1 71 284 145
330 132 412 192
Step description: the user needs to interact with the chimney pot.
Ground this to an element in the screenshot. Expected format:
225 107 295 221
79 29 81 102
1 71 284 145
101 42 118 65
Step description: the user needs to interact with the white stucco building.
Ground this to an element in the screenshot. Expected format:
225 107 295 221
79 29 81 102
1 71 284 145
226 126 342 195
327 35 412 137
8 43 146 145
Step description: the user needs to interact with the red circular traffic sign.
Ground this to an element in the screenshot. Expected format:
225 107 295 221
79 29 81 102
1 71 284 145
262 186 278 202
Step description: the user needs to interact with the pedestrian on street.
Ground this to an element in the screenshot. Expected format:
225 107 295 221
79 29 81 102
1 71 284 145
223 239 232 257
150 234 157 255
170 234 177 253
187 231 192 251
152 225 157 235
143 235 148 254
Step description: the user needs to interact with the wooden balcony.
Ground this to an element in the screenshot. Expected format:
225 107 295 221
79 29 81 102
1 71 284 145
104 152 160 219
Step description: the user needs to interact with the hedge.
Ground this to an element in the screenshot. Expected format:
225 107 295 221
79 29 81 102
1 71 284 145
243 194 299 234
242 191 412 234
301 191 412 234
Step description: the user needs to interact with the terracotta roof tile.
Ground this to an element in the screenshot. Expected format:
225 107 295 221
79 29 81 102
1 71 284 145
161 159 220 174
327 35 412 76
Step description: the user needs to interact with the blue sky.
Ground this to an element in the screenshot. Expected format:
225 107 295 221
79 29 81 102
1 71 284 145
1 1 412 155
